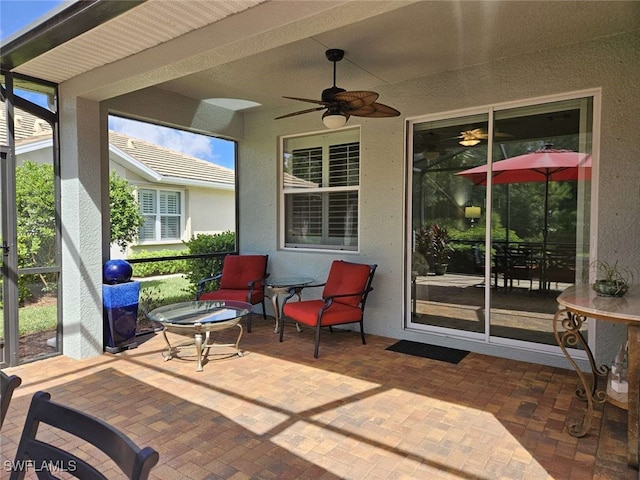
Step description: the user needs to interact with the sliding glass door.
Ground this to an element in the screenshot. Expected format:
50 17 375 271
409 114 489 339
407 95 593 352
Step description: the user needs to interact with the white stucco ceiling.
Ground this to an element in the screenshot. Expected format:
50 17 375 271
6 0 640 114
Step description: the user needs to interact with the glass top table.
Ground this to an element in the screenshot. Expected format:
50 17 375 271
148 300 251 372
265 277 317 333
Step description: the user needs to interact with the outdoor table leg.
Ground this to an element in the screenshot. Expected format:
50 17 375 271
161 328 176 361
553 307 608 437
194 331 205 372
269 287 302 334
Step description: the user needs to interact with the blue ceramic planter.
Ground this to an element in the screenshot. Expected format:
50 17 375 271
103 281 140 353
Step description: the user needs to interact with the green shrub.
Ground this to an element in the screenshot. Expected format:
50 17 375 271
129 249 189 277
183 231 236 295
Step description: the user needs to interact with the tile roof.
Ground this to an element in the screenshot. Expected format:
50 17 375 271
109 131 234 186
1 108 234 186
0 108 53 145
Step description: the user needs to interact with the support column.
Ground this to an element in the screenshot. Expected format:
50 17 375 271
59 95 107 359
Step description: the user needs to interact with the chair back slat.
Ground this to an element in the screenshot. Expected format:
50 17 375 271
10 391 159 480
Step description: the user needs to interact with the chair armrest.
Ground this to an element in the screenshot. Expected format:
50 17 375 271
247 272 270 289
322 287 373 303
196 273 222 299
287 282 325 295
281 282 326 305
319 287 374 311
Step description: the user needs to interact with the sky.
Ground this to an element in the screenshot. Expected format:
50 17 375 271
1 0 236 170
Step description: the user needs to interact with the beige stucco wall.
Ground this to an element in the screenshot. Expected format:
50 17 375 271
239 30 640 368
188 186 236 238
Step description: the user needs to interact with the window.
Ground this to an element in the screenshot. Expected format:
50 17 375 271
281 128 360 250
138 188 183 242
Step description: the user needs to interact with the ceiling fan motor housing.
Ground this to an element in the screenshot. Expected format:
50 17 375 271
325 48 345 62
322 85 346 102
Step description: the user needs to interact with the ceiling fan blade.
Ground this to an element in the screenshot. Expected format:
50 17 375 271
282 96 330 106
275 106 326 120
494 131 512 139
438 128 512 143
348 102 401 118
462 128 512 140
332 91 379 108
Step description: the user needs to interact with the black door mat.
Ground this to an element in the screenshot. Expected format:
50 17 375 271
386 340 469 364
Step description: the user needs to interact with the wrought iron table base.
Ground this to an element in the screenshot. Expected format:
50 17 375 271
553 308 609 437
269 286 304 334
161 323 243 372
553 284 640 469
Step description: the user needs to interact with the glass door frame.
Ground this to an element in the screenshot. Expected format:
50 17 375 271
405 90 600 359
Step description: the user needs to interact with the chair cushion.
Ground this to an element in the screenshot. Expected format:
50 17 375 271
219 255 267 290
199 288 263 305
323 261 371 307
283 300 363 326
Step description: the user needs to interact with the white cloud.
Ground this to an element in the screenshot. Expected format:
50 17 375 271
108 116 232 168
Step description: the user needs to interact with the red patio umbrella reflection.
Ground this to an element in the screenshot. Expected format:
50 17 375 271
455 147 592 186
456 146 592 286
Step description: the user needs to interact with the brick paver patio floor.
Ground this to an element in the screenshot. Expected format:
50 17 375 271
0 315 633 479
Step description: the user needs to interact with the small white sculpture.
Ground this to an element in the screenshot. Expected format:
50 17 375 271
611 342 629 394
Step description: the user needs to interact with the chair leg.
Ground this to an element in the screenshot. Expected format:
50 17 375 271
279 314 285 342
261 299 267 319
359 320 366 345
314 323 322 358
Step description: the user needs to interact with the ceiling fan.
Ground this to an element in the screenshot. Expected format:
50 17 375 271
445 128 512 147
275 49 401 128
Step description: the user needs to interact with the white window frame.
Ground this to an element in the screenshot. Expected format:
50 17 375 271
137 187 184 244
280 127 360 251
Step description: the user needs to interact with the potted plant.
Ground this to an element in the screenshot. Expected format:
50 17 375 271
592 260 635 297
411 251 430 277
415 223 453 275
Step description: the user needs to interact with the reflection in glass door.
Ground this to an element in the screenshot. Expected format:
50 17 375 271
408 95 593 352
409 114 489 339
489 99 592 347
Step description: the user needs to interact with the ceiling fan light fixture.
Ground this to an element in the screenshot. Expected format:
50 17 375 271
322 111 348 129
460 138 481 147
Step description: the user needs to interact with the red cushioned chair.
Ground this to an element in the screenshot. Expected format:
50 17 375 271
196 254 269 332
279 260 377 358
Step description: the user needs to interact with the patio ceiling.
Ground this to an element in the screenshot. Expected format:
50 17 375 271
2 1 640 115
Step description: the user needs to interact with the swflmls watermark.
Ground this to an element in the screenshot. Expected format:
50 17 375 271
4 459 77 473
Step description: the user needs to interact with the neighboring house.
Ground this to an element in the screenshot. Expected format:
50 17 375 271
1 108 236 258
108 131 235 257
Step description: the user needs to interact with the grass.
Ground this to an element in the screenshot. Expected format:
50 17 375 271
0 275 194 339
17 304 58 336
